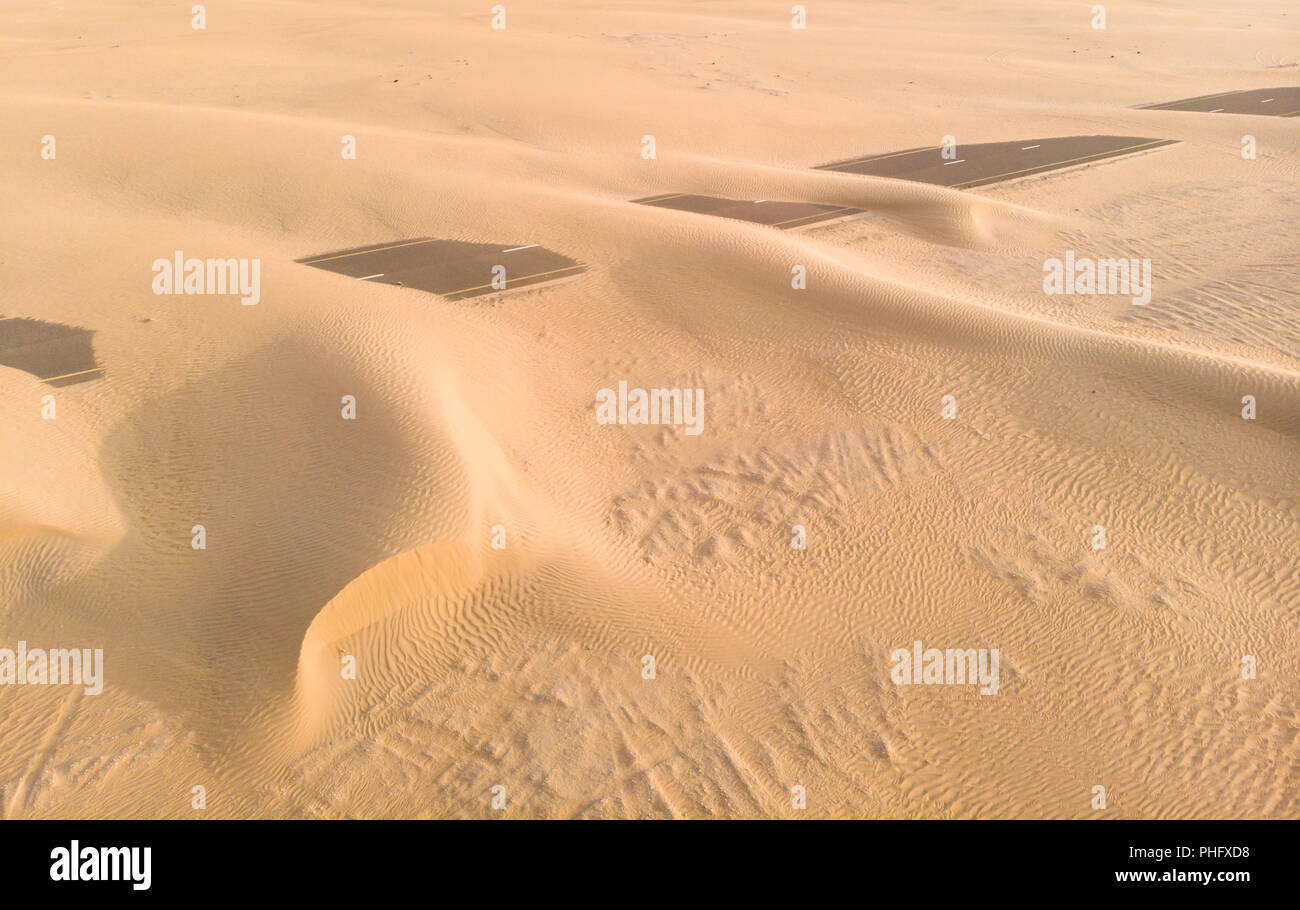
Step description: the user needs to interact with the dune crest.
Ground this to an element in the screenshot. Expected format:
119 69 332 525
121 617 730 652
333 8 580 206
292 541 485 747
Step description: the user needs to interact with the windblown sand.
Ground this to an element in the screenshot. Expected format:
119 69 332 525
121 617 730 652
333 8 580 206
1 0 1297 819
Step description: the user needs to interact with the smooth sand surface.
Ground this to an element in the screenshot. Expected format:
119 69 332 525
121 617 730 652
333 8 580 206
1 0 1297 819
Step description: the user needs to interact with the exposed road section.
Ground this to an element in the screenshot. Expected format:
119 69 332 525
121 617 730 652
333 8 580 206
816 135 1177 189
631 193 860 229
0 318 102 386
1137 87 1300 117
297 238 585 300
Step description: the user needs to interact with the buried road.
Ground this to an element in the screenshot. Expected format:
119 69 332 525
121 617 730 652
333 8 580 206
816 135 1178 189
297 238 586 300
632 136 1177 230
0 318 103 386
631 193 860 229
1137 86 1300 117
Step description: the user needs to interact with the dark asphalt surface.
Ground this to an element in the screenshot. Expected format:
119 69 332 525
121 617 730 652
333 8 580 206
1138 87 1300 117
297 238 585 300
0 318 102 386
816 135 1178 189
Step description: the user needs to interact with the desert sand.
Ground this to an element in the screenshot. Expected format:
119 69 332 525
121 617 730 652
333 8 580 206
1 0 1297 819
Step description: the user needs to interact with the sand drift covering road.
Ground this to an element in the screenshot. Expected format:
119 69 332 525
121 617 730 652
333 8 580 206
1 0 1297 820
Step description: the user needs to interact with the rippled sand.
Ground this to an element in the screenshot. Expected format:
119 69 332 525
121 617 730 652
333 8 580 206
1 0 1297 818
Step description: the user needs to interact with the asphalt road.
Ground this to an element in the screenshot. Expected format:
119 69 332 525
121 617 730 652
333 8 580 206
816 135 1178 189
631 193 860 229
1138 87 1300 117
0 318 102 386
297 238 585 300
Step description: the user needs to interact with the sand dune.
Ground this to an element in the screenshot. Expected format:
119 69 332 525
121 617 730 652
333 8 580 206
1 0 1296 818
